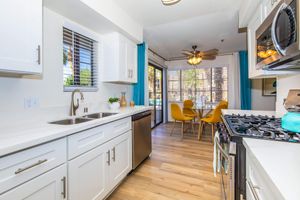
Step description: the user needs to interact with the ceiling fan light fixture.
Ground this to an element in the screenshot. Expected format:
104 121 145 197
161 0 181 6
188 56 202 65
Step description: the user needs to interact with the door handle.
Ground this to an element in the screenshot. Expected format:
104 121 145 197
107 150 111 165
61 176 67 199
247 180 260 200
15 159 48 174
37 45 41 65
112 147 116 162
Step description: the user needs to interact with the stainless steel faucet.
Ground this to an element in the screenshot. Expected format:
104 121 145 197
70 89 84 116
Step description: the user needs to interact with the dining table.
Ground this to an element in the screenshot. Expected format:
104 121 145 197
193 103 216 119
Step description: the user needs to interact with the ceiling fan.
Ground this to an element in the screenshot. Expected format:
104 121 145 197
182 45 218 65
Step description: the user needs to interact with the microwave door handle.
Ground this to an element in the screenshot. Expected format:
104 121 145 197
271 3 288 56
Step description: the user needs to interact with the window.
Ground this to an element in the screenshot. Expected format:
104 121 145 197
63 27 97 91
167 67 228 103
167 70 181 101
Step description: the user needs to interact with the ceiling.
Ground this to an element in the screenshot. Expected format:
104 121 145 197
113 0 246 60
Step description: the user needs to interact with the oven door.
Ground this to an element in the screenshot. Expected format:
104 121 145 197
217 139 236 200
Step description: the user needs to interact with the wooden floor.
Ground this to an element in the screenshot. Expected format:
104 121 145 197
108 122 221 200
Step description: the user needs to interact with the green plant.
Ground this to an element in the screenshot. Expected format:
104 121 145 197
108 97 119 104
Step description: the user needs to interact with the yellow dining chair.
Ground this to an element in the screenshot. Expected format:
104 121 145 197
198 101 228 142
183 100 198 120
170 103 194 139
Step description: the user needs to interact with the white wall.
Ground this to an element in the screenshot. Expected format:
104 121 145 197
276 74 300 116
251 79 276 111
79 0 143 42
0 8 132 123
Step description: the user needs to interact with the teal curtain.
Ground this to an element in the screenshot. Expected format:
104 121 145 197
132 43 145 105
239 51 252 110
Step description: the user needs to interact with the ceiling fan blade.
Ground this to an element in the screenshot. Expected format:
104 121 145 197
201 55 216 60
182 50 193 56
199 49 219 56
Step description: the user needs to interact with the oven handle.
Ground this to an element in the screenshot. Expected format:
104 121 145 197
271 2 294 56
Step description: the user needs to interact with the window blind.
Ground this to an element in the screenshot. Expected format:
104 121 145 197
63 27 98 91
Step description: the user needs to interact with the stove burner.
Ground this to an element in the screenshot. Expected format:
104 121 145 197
223 114 300 143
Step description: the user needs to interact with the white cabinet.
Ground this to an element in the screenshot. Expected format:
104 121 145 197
0 164 67 200
68 143 109 200
108 131 132 189
0 0 42 74
68 130 132 200
245 149 284 200
102 32 137 83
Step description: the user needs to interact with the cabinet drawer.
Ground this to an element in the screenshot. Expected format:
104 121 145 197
0 138 66 194
246 151 283 200
68 117 131 160
107 117 131 141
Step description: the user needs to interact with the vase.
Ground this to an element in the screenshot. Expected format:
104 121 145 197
120 92 127 107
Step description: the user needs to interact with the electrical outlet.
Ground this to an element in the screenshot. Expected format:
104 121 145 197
24 97 39 109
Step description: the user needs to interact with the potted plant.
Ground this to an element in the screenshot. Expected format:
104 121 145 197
108 97 120 110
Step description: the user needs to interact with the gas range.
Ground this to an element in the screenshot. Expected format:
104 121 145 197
223 114 300 143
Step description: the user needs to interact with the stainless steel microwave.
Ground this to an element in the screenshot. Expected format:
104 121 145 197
256 0 300 70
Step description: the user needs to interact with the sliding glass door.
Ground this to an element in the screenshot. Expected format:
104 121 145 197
148 64 163 128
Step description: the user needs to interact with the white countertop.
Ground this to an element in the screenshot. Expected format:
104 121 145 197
222 109 277 117
243 138 300 200
0 106 151 157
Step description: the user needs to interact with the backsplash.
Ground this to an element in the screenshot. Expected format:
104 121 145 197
0 8 132 123
276 74 300 116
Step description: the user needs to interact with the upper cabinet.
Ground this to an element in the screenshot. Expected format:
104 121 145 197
0 0 43 75
102 32 137 84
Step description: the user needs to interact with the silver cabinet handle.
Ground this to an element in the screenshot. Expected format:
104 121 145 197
112 147 116 162
61 176 67 199
247 180 260 200
37 45 41 65
107 150 111 165
15 159 48 174
128 69 131 78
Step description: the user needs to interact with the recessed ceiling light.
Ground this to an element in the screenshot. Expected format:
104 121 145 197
161 0 181 6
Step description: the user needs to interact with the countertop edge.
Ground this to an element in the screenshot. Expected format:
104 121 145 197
0 107 151 158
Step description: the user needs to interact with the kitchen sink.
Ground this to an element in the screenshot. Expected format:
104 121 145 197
83 112 117 119
49 117 93 125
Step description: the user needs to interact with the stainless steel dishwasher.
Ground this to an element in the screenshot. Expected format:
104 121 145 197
132 111 152 169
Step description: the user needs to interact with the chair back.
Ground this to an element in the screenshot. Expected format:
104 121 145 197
183 100 197 116
171 103 185 121
209 101 228 122
183 100 194 109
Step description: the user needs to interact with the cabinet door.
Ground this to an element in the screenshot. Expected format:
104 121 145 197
109 131 132 189
0 165 67 200
126 40 137 83
119 35 128 82
0 0 42 74
68 143 109 200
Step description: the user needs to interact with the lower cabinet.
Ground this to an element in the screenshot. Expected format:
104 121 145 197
0 164 67 200
68 141 109 200
108 130 132 189
68 131 132 200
